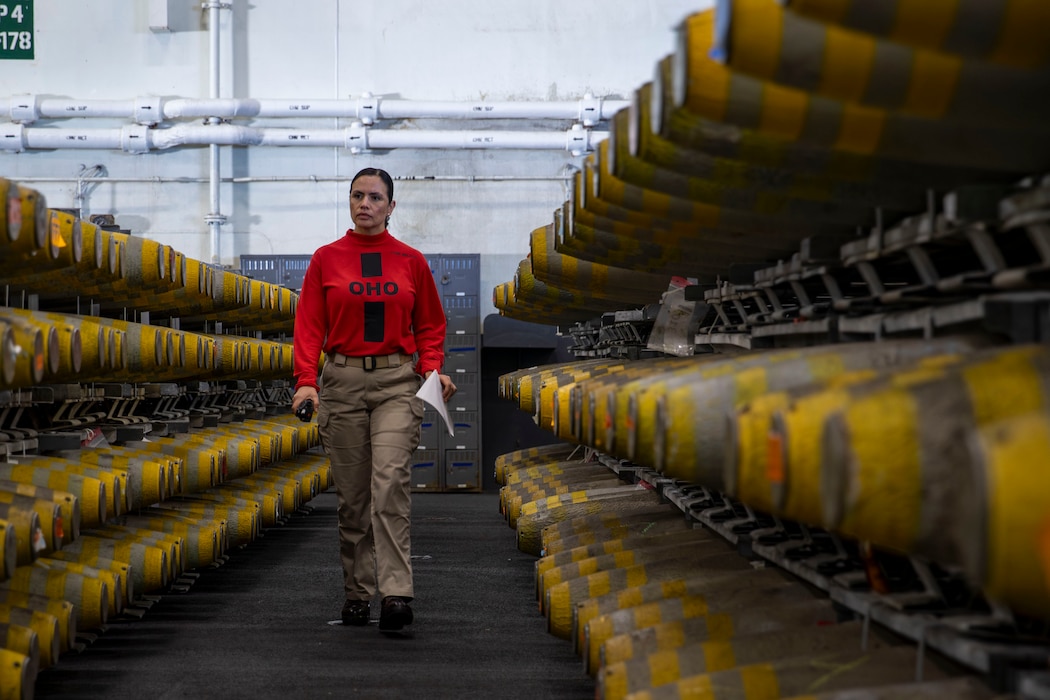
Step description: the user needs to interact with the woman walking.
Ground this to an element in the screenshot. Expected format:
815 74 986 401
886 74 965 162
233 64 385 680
292 167 456 631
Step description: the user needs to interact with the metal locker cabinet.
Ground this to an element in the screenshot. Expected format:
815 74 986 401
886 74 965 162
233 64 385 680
444 410 480 451
425 254 442 278
445 372 478 411
444 294 479 334
436 254 480 296
279 255 313 290
444 333 479 373
239 255 280 284
428 253 482 492
410 448 442 493
239 254 313 290
444 449 481 492
418 410 441 451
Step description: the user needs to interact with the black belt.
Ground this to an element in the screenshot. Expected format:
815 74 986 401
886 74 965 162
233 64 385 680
327 352 413 371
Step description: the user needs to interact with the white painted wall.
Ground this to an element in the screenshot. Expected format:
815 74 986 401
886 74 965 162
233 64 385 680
0 0 709 320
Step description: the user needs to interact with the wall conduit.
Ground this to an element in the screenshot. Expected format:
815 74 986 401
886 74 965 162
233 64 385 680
204 0 228 265
0 123 608 155
0 94 626 126
11 174 574 185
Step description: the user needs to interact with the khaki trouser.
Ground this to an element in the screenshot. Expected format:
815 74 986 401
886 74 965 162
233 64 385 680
317 360 423 602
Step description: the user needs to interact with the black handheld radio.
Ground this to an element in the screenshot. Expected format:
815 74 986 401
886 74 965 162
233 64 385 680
295 399 314 422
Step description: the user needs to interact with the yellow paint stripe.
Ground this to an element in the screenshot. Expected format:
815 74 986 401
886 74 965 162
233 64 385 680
650 649 682 687
635 602 664 630
730 0 783 81
575 602 601 645
44 570 66 600
571 531 596 545
705 612 734 640
587 617 615 657
661 579 688 598
734 395 786 510
758 82 807 140
841 387 922 551
901 50 961 118
990 0 1050 67
574 559 598 581
603 634 635 667
533 558 558 579
659 392 697 465
963 352 1045 423
703 640 737 672
682 596 709 617
589 572 614 600
625 565 649 589
82 578 102 618
602 665 629 700
983 414 1050 618
740 663 781 699
618 587 645 609
562 251 578 282
780 391 845 523
677 673 714 698
659 622 687 654
819 26 875 102
890 0 958 48
685 13 730 123
835 103 885 155
590 262 607 294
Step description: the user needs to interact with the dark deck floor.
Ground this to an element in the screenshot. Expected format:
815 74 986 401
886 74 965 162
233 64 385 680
34 491 594 699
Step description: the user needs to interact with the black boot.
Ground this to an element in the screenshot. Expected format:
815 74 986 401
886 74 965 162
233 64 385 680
378 596 413 631
341 599 370 626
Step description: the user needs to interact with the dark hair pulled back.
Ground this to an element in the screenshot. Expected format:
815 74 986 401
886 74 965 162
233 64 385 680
351 167 394 200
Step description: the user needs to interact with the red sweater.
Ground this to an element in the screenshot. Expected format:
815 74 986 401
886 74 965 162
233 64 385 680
293 229 446 390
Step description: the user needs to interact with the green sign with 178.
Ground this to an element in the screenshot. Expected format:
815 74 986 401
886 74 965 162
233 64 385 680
0 1 33 60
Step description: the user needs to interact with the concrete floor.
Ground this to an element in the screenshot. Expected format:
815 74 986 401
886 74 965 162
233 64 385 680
34 491 594 699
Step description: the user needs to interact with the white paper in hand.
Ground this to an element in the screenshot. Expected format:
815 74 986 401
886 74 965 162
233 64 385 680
416 372 454 436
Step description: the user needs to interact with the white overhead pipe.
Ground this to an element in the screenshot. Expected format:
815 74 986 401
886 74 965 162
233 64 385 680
0 93 627 126
13 174 573 185
0 123 607 155
362 94 623 124
352 124 603 155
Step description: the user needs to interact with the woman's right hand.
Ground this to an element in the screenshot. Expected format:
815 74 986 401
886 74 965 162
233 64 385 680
292 386 319 415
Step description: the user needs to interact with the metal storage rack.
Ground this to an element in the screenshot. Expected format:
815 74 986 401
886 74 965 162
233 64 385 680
529 183 1050 695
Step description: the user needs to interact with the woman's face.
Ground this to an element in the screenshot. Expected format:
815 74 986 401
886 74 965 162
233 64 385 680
349 175 395 234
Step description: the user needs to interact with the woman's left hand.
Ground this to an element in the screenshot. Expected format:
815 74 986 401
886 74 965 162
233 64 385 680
426 371 457 402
